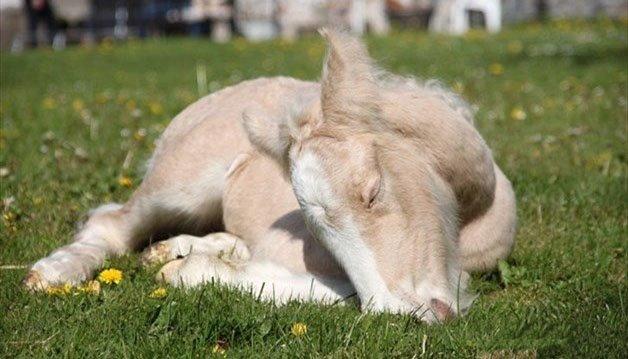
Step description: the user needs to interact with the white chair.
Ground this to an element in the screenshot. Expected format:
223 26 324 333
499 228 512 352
430 0 501 35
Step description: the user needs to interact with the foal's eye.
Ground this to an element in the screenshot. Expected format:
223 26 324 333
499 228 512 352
312 202 328 213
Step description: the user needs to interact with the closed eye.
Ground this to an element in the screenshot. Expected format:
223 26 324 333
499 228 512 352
302 201 329 219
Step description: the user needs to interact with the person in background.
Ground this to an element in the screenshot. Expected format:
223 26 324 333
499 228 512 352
24 0 57 47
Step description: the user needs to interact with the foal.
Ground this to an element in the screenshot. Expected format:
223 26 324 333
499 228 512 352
24 30 516 323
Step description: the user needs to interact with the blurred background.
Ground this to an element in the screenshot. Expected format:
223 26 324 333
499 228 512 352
1 0 627 52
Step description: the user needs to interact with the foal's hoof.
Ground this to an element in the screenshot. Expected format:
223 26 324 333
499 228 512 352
140 242 171 267
22 270 49 292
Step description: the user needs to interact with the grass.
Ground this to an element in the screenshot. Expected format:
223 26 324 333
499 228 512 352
1 20 626 357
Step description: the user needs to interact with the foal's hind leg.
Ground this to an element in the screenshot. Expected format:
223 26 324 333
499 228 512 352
23 200 144 290
23 163 227 291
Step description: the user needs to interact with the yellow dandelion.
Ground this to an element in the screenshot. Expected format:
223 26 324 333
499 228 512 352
45 287 59 296
72 99 84 112
61 283 72 293
149 287 167 299
488 63 504 76
118 176 133 188
126 99 137 111
307 44 323 58
46 283 72 296
3 211 16 223
148 102 164 116
77 280 101 294
98 268 123 284
590 150 613 169
510 107 527 121
290 322 307 336
99 38 114 52
133 129 146 142
96 92 110 104
42 97 56 109
452 81 464 94
507 41 523 55
212 344 226 355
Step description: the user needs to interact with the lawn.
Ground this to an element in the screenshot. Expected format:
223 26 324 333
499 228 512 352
1 20 626 357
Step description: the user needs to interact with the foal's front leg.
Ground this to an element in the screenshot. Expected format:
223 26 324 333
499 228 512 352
154 233 251 287
141 232 250 267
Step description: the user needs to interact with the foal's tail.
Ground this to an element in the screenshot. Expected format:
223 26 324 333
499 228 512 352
458 165 517 272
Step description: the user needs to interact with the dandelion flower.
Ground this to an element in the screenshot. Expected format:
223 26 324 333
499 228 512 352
133 129 147 142
291 322 307 336
148 102 164 116
507 41 524 55
307 45 323 58
488 63 504 76
3 211 16 223
126 99 137 111
510 107 527 121
42 97 56 109
98 268 123 285
590 150 613 169
96 92 110 104
77 280 101 295
452 81 464 94
99 38 113 51
212 344 226 355
118 176 133 188
149 287 167 299
46 283 72 296
72 99 84 112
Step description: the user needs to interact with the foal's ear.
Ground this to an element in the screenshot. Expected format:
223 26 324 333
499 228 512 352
354 140 382 208
360 172 381 208
319 28 381 131
241 108 291 165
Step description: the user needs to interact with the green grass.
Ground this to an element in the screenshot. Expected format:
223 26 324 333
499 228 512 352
1 20 626 357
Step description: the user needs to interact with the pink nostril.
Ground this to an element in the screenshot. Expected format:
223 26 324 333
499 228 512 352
430 298 455 322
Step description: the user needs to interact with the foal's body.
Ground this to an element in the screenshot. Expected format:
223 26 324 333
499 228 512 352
26 78 352 300
25 32 517 322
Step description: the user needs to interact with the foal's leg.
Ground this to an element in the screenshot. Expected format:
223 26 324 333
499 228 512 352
23 201 142 290
23 162 227 291
155 234 354 305
158 254 353 304
141 232 250 267
154 234 250 288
